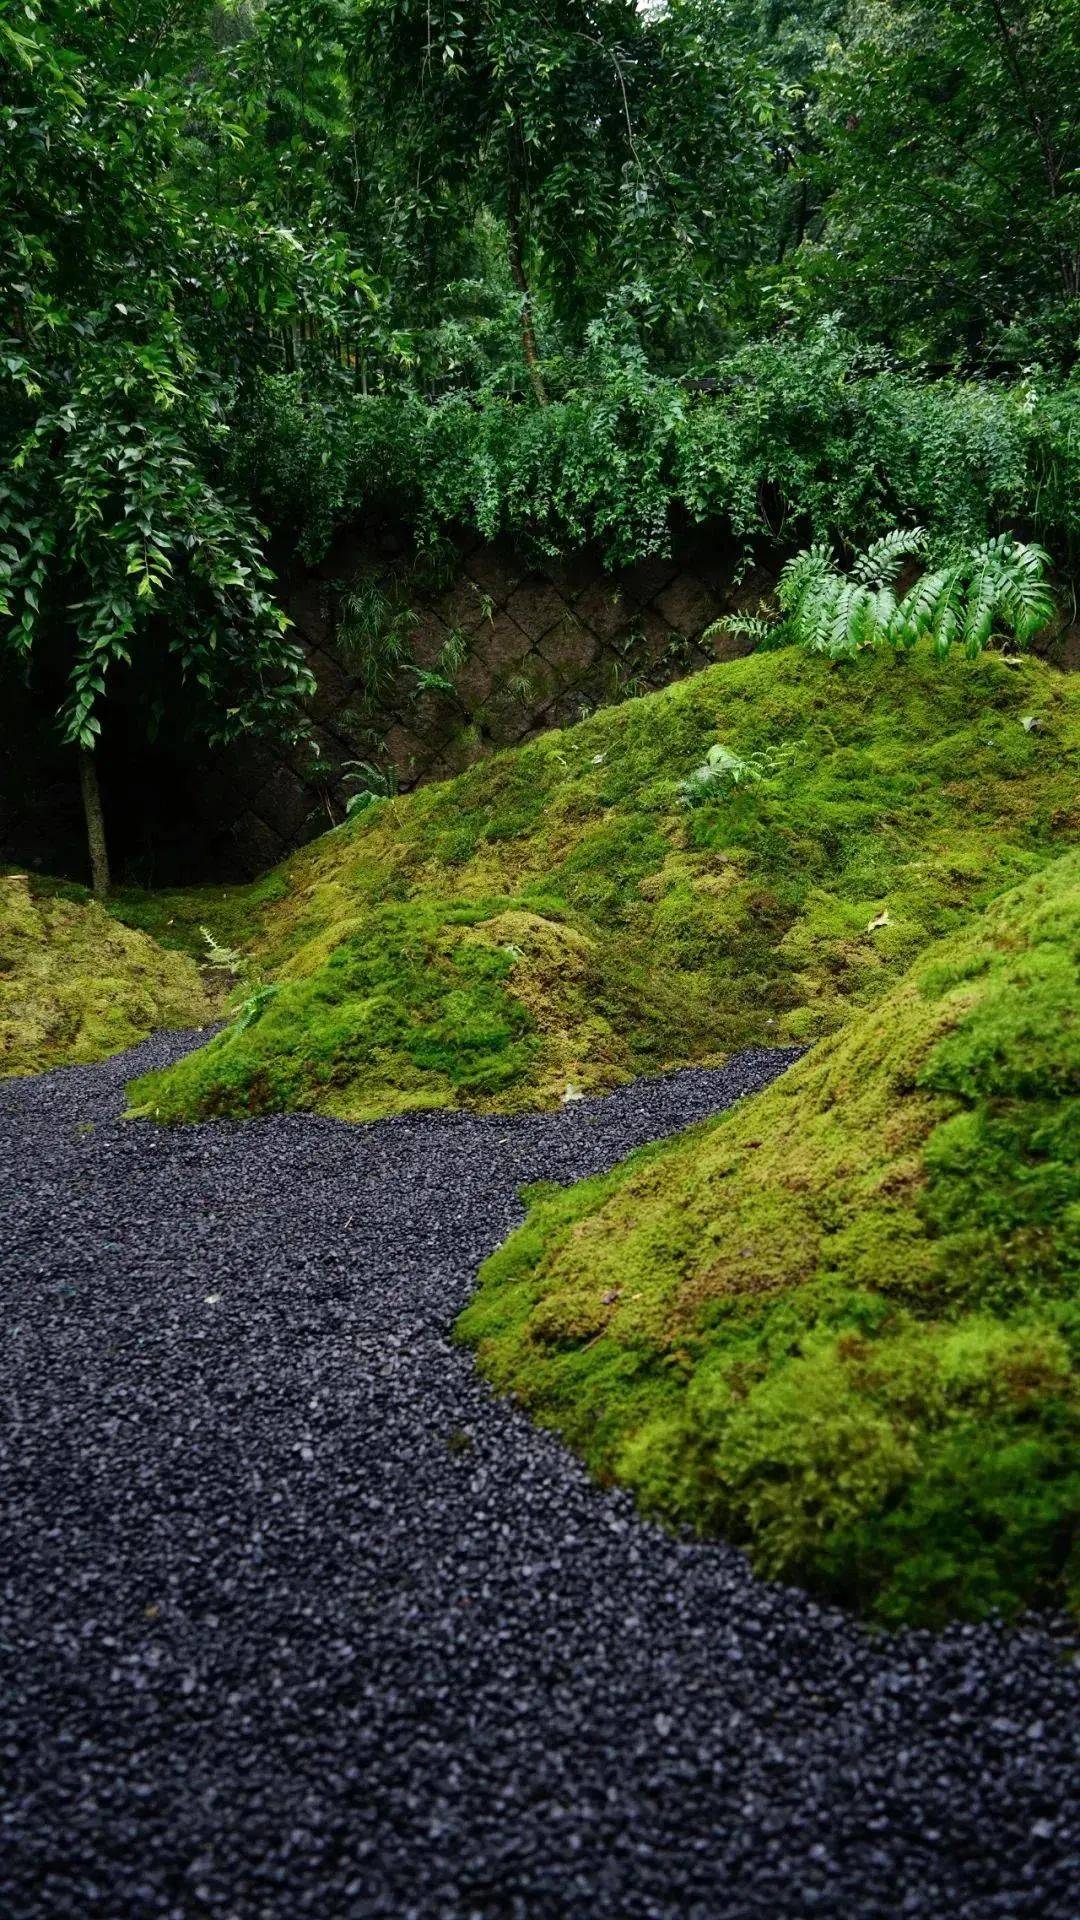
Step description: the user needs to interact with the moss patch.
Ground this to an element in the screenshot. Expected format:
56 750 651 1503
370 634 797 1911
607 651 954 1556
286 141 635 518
109 873 290 963
0 875 217 1077
129 646 1080 1124
458 853 1080 1626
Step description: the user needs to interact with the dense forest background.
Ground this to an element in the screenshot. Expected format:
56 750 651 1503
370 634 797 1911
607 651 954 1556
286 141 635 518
3 0 1079 882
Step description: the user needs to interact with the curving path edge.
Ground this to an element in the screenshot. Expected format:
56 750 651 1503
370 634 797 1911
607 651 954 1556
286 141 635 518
1 1033 1077 1919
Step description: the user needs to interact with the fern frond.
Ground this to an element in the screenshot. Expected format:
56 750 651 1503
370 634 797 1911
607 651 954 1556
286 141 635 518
931 572 964 658
962 555 1002 656
200 926 242 970
996 540 1055 645
704 612 777 650
849 584 880 652
825 580 866 657
777 543 834 616
852 526 925 588
1001 575 1055 646
890 564 953 650
801 580 842 654
1008 539 1051 579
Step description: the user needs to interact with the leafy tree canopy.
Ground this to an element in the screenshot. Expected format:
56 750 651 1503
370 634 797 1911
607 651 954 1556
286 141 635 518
1 0 362 881
805 0 1080 368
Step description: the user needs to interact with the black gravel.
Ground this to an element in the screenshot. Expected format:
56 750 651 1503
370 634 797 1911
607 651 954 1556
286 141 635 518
2 1032 1077 1920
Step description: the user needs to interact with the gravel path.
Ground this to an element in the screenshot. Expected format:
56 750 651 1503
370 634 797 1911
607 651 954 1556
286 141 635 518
2 1033 1077 1920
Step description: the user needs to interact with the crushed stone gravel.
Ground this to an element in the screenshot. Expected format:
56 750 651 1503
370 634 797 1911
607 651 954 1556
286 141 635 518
1 1031 1077 1920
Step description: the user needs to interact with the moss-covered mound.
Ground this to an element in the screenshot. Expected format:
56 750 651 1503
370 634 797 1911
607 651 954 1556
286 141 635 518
0 875 216 1078
128 647 1080 1124
459 854 1080 1626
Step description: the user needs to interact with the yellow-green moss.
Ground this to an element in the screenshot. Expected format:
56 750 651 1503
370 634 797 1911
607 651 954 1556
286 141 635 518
129 646 1080 1125
458 853 1080 1626
0 875 217 1077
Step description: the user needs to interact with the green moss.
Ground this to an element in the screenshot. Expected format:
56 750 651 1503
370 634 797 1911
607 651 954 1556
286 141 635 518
458 853 1080 1626
0 874 217 1077
130 646 1080 1125
108 873 289 962
129 899 544 1121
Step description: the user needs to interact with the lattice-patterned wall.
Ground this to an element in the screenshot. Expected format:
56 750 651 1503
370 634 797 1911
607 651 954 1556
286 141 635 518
199 529 778 874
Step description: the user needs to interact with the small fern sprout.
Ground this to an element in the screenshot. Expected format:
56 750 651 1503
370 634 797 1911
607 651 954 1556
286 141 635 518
679 741 796 806
200 927 243 970
407 665 459 700
342 758 399 821
231 984 279 1036
405 630 471 703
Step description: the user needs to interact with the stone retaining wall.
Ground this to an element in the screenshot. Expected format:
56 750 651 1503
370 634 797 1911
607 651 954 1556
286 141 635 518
199 527 776 875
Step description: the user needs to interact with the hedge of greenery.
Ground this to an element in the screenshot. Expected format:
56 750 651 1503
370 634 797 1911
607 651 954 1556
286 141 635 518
235 332 1080 575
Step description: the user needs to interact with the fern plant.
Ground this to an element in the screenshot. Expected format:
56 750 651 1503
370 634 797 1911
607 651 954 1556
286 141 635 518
778 530 1054 660
703 612 778 651
342 758 399 821
335 576 418 705
679 742 794 806
232 984 279 1036
406 629 471 703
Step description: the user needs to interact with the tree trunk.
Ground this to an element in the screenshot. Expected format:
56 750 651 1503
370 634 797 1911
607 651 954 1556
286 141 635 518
79 749 110 898
507 173 548 408
793 177 810 251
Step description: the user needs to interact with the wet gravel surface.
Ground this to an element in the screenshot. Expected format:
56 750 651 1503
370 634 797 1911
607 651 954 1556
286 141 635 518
1 1031 1078 1920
